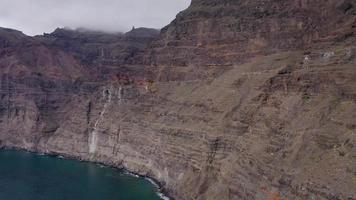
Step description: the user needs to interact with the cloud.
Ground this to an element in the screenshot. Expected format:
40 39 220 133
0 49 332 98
0 0 191 35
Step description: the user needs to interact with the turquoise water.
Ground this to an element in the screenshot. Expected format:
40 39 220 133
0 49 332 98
0 150 163 200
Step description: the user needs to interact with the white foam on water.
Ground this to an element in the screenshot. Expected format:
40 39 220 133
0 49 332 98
144 177 170 200
156 191 170 200
145 177 159 188
123 170 172 200
124 171 140 178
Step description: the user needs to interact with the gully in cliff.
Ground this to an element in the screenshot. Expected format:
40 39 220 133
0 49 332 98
88 86 123 155
88 87 113 154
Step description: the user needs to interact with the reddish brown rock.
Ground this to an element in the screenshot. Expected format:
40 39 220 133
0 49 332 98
0 1 356 200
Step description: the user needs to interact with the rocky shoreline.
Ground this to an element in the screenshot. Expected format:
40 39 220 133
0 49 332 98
0 145 175 200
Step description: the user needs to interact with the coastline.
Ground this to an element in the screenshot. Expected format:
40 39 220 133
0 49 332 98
0 146 174 200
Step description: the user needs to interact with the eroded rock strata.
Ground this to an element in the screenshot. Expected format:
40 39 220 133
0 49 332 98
0 0 356 199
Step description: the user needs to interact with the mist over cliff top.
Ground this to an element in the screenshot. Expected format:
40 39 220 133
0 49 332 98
0 0 191 36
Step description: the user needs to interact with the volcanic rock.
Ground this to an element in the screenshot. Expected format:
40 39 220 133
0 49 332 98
0 1 355 200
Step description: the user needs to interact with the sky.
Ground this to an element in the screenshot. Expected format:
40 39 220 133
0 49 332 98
0 0 191 36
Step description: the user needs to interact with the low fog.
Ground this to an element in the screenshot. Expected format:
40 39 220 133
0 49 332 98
0 0 191 36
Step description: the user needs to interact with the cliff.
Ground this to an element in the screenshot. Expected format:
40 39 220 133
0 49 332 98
0 0 356 200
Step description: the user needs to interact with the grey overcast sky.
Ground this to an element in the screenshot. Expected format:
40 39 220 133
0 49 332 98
0 0 191 36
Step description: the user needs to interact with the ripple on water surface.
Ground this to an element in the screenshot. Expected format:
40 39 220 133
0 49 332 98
0 149 165 200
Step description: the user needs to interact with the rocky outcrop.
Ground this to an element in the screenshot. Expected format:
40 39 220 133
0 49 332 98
0 1 356 200
38 27 159 66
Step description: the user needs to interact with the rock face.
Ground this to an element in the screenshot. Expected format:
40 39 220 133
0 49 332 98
0 1 356 200
39 27 159 66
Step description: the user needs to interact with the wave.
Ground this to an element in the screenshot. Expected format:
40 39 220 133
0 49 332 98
145 177 159 187
156 191 170 200
124 171 139 178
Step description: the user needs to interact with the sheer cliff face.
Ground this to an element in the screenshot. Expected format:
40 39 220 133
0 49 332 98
1 1 356 200
147 0 356 79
